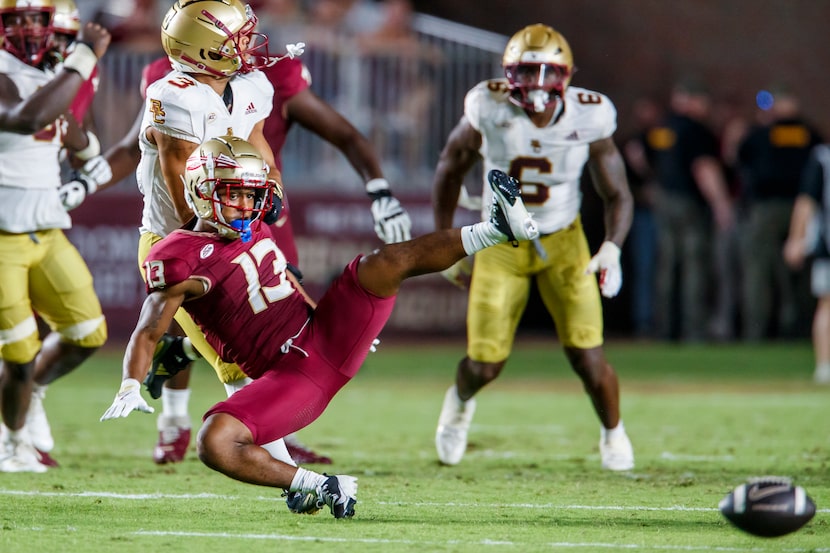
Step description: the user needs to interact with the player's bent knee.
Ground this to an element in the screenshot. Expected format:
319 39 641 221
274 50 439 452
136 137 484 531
461 357 505 388
197 413 252 467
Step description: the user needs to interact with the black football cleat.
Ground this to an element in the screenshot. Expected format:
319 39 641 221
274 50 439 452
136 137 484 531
143 335 192 399
487 169 538 244
284 490 324 515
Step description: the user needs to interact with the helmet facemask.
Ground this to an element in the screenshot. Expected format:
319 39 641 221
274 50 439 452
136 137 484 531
504 62 570 113
0 2 55 67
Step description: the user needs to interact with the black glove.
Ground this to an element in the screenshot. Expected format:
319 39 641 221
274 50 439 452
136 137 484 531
262 191 284 225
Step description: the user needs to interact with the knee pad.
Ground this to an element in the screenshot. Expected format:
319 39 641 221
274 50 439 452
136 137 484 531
0 316 40 364
58 316 108 348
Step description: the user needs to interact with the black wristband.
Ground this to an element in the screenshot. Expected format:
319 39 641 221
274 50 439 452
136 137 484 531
368 189 392 201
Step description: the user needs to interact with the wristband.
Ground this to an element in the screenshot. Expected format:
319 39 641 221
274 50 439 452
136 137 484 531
365 178 390 195
119 378 141 393
74 131 101 161
366 178 392 200
63 42 98 81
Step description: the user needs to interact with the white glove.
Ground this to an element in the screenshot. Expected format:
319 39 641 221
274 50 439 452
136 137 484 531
440 257 473 289
100 378 154 421
58 179 91 211
585 241 623 298
366 178 412 244
58 155 112 210
80 155 113 186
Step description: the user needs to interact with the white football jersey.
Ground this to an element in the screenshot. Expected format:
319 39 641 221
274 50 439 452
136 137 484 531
137 69 273 237
466 78 617 234
0 51 70 233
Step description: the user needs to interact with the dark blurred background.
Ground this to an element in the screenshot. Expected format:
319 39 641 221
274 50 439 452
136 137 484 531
414 0 829 140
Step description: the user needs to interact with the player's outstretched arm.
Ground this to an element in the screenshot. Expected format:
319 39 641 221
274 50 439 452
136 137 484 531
101 281 193 421
287 89 411 243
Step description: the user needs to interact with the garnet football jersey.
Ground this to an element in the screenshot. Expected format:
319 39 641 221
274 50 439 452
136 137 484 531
143 223 310 377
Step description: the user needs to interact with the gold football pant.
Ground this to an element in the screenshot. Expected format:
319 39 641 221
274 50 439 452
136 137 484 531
0 229 106 363
466 217 604 362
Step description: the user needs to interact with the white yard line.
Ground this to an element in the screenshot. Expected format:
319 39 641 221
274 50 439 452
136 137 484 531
1 488 827 514
133 531 830 552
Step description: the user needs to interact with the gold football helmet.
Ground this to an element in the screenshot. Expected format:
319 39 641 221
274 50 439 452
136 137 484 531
161 0 271 78
0 0 55 66
50 0 78 58
183 135 280 241
51 0 77 35
502 24 573 113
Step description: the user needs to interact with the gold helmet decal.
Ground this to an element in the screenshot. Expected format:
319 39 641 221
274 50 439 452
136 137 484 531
161 0 272 77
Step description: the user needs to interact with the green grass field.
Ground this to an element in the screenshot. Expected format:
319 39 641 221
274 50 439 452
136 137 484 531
1 338 828 552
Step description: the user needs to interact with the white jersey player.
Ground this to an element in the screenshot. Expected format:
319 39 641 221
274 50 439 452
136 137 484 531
432 24 636 472
0 9 111 473
466 79 617 234
138 67 273 237
0 53 69 232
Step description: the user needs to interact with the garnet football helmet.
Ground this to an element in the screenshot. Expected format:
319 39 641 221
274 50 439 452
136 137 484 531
0 0 55 67
502 24 573 113
183 135 281 241
161 0 272 78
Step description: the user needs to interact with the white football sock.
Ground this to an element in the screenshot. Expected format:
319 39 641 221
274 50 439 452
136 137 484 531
262 438 297 466
161 387 191 418
601 420 626 441
460 221 505 255
289 467 326 493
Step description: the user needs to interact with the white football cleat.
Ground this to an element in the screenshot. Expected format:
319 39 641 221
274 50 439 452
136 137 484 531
599 425 634 471
813 364 830 384
435 385 476 465
0 430 48 473
26 385 54 453
317 474 358 519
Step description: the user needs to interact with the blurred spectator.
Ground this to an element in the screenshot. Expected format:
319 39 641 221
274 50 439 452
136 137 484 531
783 145 830 384
88 0 166 52
305 0 385 49
708 93 750 341
646 78 734 342
354 0 441 177
620 95 663 338
736 86 823 341
252 0 310 47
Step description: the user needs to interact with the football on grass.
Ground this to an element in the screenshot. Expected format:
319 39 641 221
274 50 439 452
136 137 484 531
719 477 816 537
